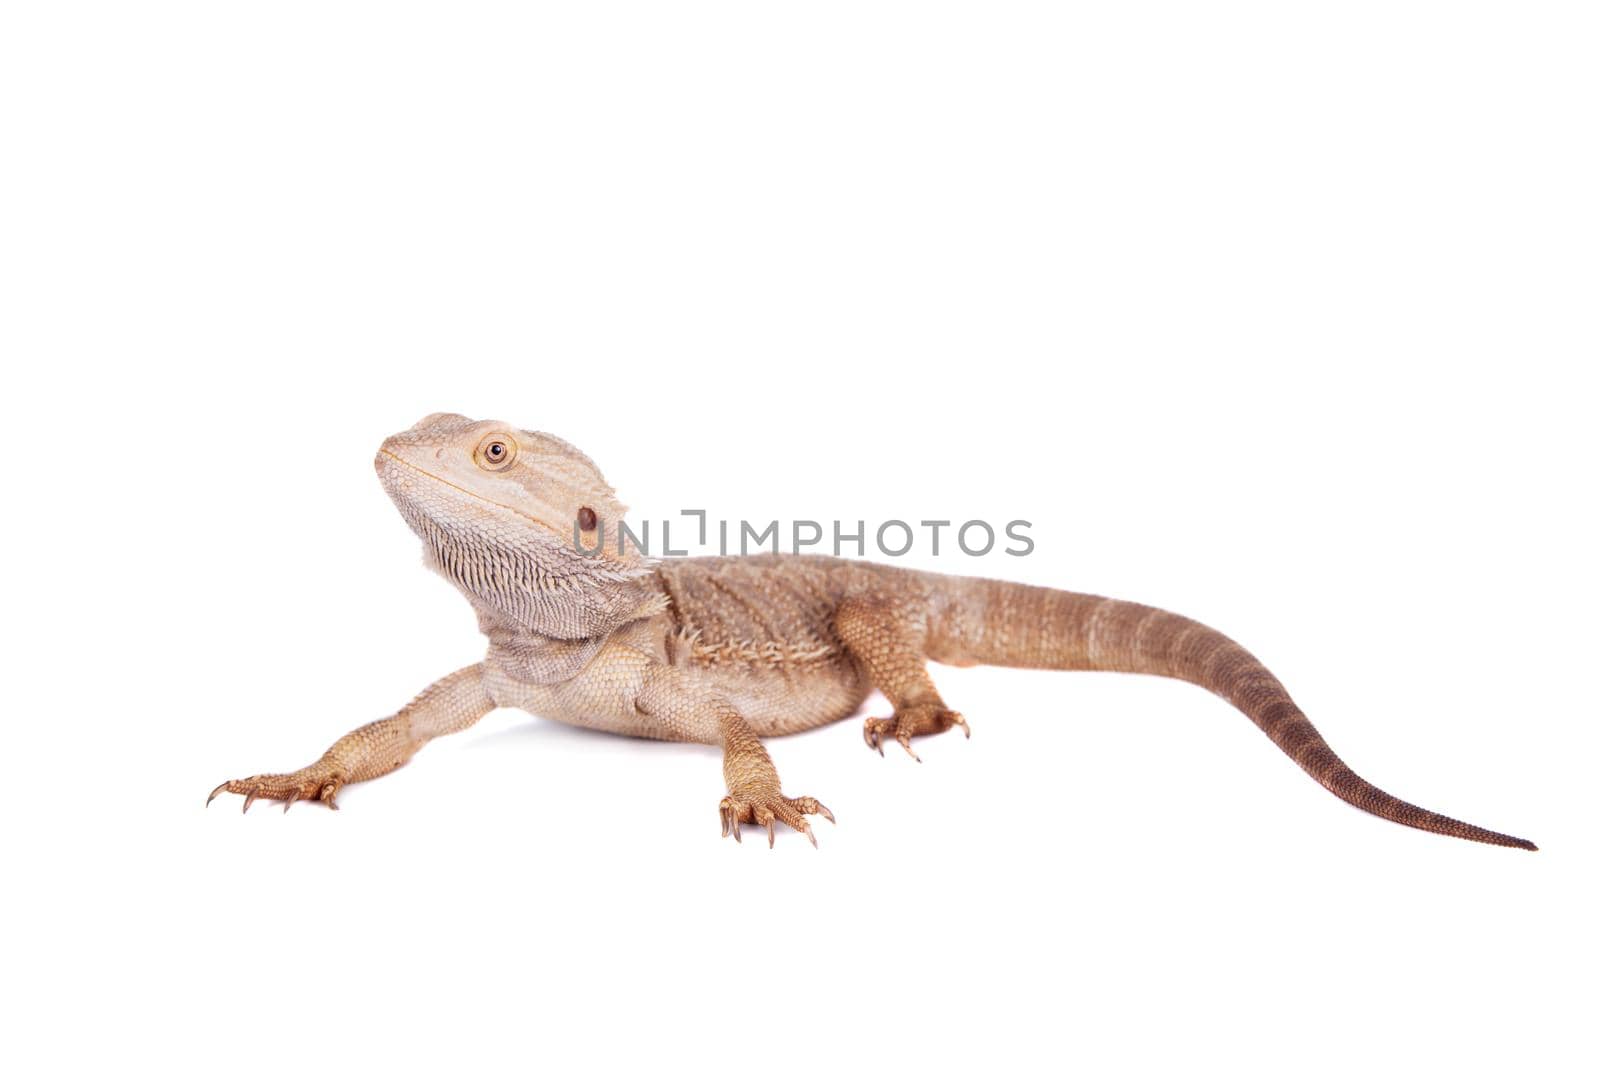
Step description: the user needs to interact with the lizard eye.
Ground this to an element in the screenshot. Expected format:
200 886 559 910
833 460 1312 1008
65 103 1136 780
474 433 518 471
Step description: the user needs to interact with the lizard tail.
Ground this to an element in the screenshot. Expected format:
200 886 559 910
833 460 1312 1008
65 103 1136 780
928 578 1536 850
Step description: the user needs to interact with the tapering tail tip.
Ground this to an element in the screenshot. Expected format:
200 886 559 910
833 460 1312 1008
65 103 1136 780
1459 824 1536 850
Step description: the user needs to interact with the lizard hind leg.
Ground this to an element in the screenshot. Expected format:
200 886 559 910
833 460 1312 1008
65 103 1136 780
833 598 970 761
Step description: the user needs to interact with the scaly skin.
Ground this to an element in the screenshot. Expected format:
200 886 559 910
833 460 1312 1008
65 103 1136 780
210 413 1536 850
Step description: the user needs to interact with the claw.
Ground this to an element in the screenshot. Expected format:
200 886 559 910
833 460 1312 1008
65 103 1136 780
952 712 971 738
241 788 260 813
897 733 921 762
804 824 817 848
753 808 776 849
817 802 835 824
863 719 885 754
318 782 340 810
206 782 228 808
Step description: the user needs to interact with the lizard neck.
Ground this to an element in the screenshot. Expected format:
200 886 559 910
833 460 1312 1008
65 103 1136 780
474 571 669 685
468 570 667 642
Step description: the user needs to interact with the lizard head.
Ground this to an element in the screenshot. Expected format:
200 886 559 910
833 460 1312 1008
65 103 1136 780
374 413 652 633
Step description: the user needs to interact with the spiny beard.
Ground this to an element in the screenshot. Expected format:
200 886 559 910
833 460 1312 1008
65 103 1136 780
395 496 656 640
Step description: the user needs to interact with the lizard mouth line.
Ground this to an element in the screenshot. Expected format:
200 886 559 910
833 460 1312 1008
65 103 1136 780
378 448 565 538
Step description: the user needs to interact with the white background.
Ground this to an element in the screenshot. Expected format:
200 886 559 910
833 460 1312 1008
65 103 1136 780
3 3 1596 1064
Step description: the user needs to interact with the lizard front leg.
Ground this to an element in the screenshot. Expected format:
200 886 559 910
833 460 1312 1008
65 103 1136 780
208 664 495 811
834 597 969 760
633 670 833 847
715 707 834 847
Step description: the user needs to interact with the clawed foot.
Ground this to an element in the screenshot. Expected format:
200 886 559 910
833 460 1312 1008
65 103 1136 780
719 793 835 848
863 704 970 761
207 762 347 813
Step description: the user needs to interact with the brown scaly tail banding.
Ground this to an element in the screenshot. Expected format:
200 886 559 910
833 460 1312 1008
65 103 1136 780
929 578 1535 850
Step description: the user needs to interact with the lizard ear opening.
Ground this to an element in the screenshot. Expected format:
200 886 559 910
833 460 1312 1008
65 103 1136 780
577 506 598 532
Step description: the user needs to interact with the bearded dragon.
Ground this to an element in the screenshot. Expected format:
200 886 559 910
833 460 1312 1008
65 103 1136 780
208 413 1536 850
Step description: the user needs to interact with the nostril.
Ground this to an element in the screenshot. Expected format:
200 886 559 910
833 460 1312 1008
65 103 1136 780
435 448 444 459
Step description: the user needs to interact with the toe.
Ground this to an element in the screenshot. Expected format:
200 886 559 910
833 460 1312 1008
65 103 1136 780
718 796 745 842
863 718 888 755
753 806 777 848
794 796 835 824
769 797 815 840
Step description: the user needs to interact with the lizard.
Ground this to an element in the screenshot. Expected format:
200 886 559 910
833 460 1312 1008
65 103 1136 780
208 412 1537 850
